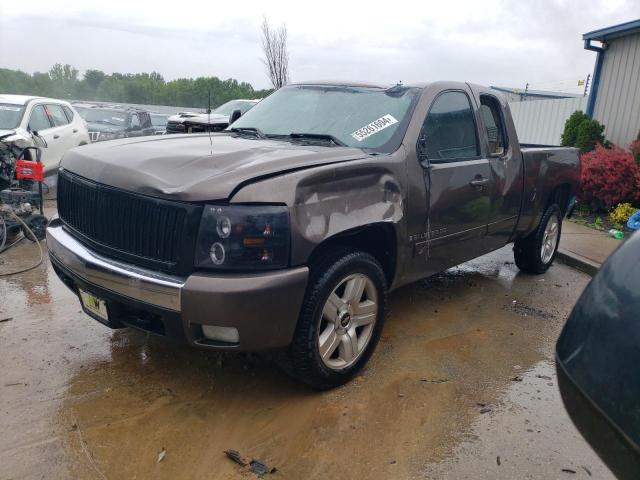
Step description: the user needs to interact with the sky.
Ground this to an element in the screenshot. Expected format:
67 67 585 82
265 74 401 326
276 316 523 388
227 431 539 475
1 0 639 92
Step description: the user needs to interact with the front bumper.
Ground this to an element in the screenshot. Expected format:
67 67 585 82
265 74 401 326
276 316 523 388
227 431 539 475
47 218 309 350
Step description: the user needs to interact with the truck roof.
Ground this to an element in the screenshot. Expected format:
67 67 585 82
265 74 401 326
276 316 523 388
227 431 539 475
289 80 429 89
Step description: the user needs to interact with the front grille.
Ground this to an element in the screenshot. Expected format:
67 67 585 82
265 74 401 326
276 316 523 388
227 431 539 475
165 121 184 134
57 170 202 275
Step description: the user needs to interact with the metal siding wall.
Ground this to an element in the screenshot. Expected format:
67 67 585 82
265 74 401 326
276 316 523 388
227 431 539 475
509 97 588 145
593 32 640 147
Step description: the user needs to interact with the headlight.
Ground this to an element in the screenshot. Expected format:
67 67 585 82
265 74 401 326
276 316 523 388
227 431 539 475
195 205 290 270
98 132 124 141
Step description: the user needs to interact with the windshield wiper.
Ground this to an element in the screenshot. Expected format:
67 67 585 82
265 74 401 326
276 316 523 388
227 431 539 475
288 133 347 146
229 127 266 139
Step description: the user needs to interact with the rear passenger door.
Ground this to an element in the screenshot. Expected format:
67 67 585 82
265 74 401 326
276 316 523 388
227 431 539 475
45 103 77 158
417 89 492 273
478 94 523 250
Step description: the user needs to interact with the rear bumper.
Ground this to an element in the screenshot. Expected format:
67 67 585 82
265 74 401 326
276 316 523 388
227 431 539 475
47 218 309 350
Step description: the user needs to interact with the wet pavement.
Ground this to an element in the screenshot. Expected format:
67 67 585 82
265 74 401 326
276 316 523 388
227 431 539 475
0 232 614 479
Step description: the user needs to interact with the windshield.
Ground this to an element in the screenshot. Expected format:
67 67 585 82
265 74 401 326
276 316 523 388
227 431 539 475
83 109 128 127
0 103 25 130
73 106 89 118
150 114 169 127
230 85 420 151
213 100 256 116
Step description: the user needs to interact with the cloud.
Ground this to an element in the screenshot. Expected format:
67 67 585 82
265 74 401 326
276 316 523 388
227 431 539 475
0 0 638 91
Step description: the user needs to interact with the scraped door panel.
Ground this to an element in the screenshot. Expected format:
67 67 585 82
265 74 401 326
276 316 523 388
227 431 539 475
422 159 491 273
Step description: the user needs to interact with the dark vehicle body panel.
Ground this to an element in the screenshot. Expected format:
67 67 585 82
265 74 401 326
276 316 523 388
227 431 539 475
50 81 581 349
86 108 155 142
556 231 640 480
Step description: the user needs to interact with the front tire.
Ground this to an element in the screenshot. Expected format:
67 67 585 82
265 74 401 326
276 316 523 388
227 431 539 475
514 204 562 274
22 214 48 241
287 249 387 389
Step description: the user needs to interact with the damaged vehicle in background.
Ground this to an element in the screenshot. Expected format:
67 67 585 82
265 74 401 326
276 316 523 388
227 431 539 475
80 106 154 142
150 113 170 135
0 94 89 175
47 81 580 389
164 99 259 134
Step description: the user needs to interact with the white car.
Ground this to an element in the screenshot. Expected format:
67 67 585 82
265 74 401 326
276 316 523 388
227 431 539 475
0 94 90 174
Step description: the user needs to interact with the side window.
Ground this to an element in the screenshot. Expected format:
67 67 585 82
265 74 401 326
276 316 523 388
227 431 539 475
28 105 52 131
139 112 151 128
130 114 140 129
421 91 479 162
62 105 75 122
480 95 507 156
45 104 70 127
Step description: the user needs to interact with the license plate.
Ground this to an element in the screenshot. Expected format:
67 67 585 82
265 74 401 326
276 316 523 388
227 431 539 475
79 289 109 321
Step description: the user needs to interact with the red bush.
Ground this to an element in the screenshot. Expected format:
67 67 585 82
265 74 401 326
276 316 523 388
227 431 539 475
579 144 640 210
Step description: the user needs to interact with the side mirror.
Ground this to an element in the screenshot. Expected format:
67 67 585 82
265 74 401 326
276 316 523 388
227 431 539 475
229 109 242 125
32 131 48 149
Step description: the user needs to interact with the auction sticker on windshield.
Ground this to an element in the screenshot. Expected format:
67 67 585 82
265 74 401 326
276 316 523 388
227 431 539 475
351 114 398 142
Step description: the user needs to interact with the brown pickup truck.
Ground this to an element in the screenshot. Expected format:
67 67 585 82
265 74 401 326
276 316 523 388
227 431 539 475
47 81 580 388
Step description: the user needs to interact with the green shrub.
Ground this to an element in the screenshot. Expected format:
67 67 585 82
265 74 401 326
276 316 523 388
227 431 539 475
561 111 589 147
560 110 606 153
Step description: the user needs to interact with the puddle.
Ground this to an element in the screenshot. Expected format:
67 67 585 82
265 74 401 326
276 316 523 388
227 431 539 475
0 244 606 479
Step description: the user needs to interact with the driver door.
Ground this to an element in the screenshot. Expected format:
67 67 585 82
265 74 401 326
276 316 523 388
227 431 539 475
417 89 492 274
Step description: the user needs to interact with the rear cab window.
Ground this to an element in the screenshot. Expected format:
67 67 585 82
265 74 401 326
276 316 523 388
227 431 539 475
479 95 508 156
421 90 479 162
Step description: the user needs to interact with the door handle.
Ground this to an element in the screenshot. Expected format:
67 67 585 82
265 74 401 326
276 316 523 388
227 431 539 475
53 134 60 139
469 177 489 187
73 129 78 133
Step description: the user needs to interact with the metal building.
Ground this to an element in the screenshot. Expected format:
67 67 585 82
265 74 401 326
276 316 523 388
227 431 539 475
490 86 581 103
584 19 640 147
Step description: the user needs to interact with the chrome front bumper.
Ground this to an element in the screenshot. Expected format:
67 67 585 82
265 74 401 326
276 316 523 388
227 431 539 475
46 218 184 311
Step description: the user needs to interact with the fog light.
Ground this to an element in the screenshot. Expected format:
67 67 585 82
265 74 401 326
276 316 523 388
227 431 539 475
201 325 239 344
210 242 225 265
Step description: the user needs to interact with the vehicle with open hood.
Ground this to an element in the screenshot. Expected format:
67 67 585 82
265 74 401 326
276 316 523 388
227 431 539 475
47 81 580 388
164 99 260 134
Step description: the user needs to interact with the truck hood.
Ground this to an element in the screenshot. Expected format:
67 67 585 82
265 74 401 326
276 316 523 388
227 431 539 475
61 133 367 202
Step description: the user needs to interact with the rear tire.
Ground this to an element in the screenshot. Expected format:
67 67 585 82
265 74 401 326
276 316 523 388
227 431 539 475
514 204 562 274
286 248 387 389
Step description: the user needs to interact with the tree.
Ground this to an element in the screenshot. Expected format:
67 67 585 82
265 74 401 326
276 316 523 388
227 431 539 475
83 70 107 90
561 110 606 153
561 110 589 147
261 17 289 89
575 118 606 153
0 65 270 107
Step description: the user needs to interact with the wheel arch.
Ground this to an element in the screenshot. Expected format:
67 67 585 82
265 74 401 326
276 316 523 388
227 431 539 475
306 222 397 289
546 183 572 216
